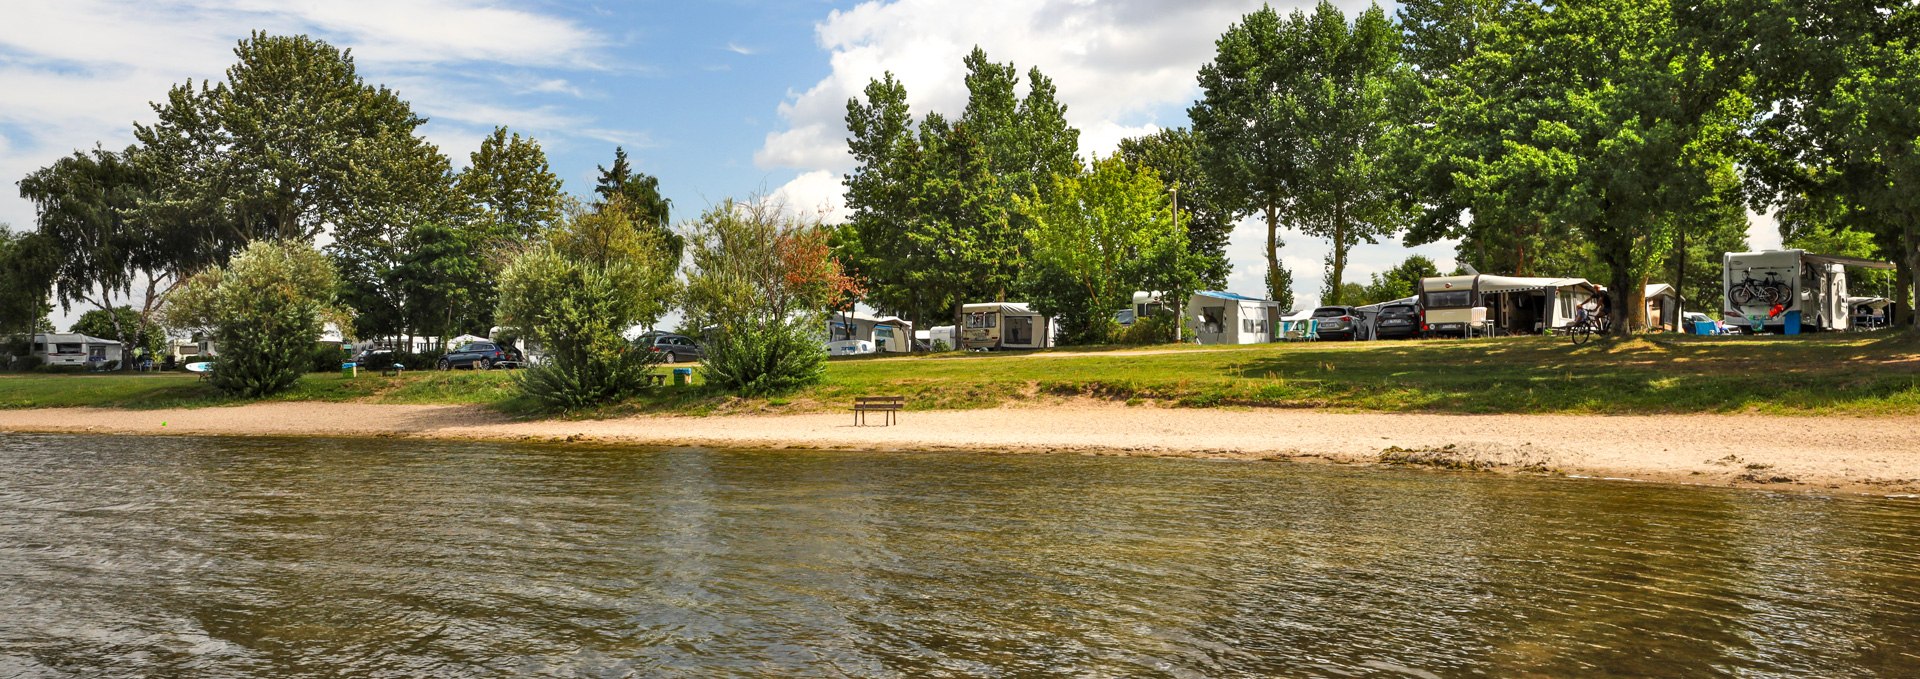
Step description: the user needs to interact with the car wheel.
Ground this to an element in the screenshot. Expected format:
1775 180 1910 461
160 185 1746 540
663 352 676 364
478 358 492 371
437 359 451 371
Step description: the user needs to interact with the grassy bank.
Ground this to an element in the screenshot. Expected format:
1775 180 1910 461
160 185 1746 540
4 332 1918 416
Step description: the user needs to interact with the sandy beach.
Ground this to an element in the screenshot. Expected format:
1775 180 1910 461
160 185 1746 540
2 401 1916 496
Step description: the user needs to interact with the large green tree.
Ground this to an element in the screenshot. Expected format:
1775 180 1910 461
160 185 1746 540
1191 5 1302 308
1290 2 1410 306
459 126 563 245
839 49 1083 333
1359 253 1442 304
592 147 682 270
683 197 855 394
0 226 57 341
1115 128 1234 288
1409 0 1752 334
17 146 199 367
70 307 167 360
1016 158 1204 344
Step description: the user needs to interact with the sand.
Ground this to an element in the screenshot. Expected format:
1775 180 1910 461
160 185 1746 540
3 401 1917 496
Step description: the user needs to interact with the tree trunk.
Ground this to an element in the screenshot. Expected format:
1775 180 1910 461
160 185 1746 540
1908 218 1919 330
1264 204 1281 303
1329 213 1348 306
1674 226 1688 316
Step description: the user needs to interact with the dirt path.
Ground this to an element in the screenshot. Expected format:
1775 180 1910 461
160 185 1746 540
2 402 1916 496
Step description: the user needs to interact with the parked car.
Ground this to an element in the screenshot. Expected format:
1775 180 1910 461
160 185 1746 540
353 348 402 371
1313 306 1363 340
1375 303 1422 339
438 341 520 370
636 333 704 364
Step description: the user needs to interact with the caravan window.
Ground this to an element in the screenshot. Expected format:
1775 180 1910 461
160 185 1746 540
1242 307 1267 334
966 312 997 329
1426 290 1471 308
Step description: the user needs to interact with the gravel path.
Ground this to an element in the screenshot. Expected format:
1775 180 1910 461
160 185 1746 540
3 402 1916 496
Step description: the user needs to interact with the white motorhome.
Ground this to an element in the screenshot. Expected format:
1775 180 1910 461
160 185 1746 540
1188 291 1281 344
1722 250 1893 332
959 303 1054 350
1419 275 1598 336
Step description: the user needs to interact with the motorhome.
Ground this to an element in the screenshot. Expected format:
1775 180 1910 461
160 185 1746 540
959 303 1054 350
1722 250 1893 332
1188 291 1281 345
1419 275 1598 336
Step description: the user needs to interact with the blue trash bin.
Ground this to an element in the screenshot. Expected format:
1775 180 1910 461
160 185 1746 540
1693 321 1715 336
1783 310 1801 335
672 367 693 386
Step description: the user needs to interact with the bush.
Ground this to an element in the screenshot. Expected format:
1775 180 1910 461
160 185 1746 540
701 317 827 396
163 240 352 397
309 344 348 373
34 364 83 374
390 349 444 371
1117 313 1180 345
8 355 43 372
496 236 674 410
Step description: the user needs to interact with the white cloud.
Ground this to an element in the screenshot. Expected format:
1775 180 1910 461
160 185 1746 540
725 41 758 56
0 0 611 231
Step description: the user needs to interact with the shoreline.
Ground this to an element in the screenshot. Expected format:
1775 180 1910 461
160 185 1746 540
2 401 1917 497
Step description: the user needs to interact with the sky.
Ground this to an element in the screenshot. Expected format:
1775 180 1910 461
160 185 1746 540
0 0 1781 331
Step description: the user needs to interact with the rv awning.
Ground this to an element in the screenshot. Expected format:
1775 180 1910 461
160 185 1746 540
1474 276 1596 294
1804 253 1896 270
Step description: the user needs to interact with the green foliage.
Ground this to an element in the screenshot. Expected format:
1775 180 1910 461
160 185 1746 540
9 356 44 372
0 226 57 338
1191 5 1302 305
1017 157 1203 345
593 147 682 271
394 222 489 342
684 198 848 394
838 48 1081 330
1359 254 1442 305
459 126 563 244
495 205 677 410
69 307 167 360
163 240 352 397
1115 128 1234 288
1117 312 1180 346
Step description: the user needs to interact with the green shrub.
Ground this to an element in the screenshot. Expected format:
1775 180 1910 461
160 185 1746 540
34 364 83 374
1118 313 1179 345
701 317 827 396
496 224 675 411
8 355 43 372
309 344 348 373
164 240 353 397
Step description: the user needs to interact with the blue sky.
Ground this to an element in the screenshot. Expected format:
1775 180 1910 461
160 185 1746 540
1 0 1776 330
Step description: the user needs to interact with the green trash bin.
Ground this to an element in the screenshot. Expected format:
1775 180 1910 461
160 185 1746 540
341 362 357 378
672 367 693 386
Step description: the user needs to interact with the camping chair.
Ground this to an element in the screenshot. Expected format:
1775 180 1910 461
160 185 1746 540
1298 319 1319 341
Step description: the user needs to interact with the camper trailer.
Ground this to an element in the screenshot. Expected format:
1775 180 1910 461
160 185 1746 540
1722 250 1893 332
828 311 913 353
959 303 1054 350
1420 275 1598 336
1189 291 1281 344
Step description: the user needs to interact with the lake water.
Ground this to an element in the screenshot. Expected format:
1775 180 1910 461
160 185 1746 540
1 433 1917 677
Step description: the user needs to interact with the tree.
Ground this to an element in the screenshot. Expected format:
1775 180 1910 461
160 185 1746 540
1290 3 1410 306
393 222 489 345
683 197 856 395
1191 5 1301 308
163 240 352 397
135 32 448 249
838 49 1082 334
593 147 682 271
496 199 678 410
1359 254 1442 304
1412 0 1753 334
18 146 196 369
0 226 57 341
1115 128 1234 288
1016 158 1202 344
459 126 563 245
70 307 166 361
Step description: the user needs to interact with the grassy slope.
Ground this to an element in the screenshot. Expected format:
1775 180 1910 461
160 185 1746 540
4 333 1918 416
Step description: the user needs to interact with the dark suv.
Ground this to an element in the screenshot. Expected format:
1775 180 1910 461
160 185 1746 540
1313 306 1363 340
438 341 520 370
1375 303 1422 339
636 333 703 364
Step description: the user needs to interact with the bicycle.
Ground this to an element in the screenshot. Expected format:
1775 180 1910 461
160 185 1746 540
1729 271 1789 307
1566 310 1610 345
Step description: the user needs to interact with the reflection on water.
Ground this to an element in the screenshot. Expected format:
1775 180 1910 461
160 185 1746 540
1 433 1917 677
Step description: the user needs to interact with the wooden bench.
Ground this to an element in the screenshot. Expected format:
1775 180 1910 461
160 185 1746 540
644 373 667 387
852 396 905 426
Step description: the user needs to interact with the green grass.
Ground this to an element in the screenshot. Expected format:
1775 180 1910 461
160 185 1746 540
5 332 1920 417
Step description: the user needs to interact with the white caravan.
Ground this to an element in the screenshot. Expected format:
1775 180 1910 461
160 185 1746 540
1722 250 1893 332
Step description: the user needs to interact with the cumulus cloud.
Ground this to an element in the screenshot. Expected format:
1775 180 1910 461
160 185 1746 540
758 0 1406 305
0 0 610 230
